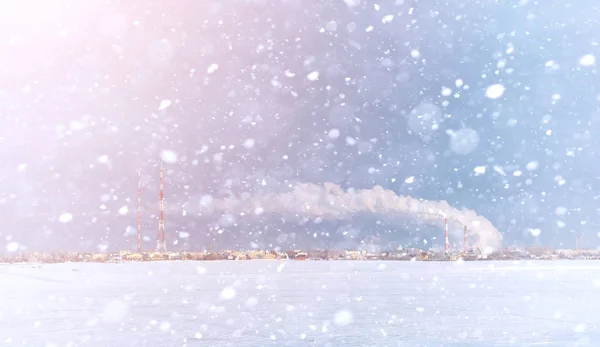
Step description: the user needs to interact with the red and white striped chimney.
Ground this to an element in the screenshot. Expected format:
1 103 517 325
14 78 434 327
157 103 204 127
137 169 142 253
444 218 449 253
464 225 468 252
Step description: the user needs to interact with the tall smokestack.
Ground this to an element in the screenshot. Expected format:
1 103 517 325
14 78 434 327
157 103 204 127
463 225 468 252
157 164 167 252
445 218 449 253
137 169 142 253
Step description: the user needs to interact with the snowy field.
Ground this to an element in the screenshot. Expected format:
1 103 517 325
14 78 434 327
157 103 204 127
1 260 599 347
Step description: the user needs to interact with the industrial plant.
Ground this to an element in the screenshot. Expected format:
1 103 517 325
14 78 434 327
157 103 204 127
2 168 598 265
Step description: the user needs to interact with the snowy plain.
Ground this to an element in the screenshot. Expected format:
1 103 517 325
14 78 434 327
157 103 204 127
1 260 599 347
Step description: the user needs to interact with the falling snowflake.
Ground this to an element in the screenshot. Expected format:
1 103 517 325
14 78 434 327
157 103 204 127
306 71 319 81
485 84 505 99
333 310 354 326
6 242 19 252
158 99 172 110
207 63 219 73
160 150 178 163
58 213 73 223
579 54 596 67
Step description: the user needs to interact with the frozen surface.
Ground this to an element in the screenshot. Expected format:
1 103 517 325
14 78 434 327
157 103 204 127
1 260 600 346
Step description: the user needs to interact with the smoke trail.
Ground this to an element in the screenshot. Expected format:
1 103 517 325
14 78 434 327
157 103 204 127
187 183 502 251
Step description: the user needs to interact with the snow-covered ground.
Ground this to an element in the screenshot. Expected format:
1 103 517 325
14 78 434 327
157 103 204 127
1 260 599 346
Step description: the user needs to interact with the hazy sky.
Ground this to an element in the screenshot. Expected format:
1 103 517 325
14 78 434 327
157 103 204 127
2 0 600 252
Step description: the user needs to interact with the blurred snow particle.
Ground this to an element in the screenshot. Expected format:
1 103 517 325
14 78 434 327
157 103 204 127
485 84 505 99
328 128 340 139
17 163 27 172
408 103 442 135
118 206 128 215
254 207 264 215
555 207 567 216
98 155 109 164
325 21 338 32
6 242 19 252
473 166 486 174
545 60 559 70
243 138 255 149
381 14 394 23
207 63 219 74
579 54 596 67
69 120 86 131
527 228 542 237
158 99 172 111
196 266 207 274
277 263 286 273
333 310 354 326
404 176 415 184
179 231 190 239
220 287 236 300
342 0 361 7
574 324 587 333
160 149 178 163
199 195 213 207
493 165 506 176
306 71 319 81
448 128 480 155
441 87 452 97
58 213 73 223
159 321 171 332
410 49 420 59
194 332 202 339
526 161 539 171
345 136 357 146
245 297 258 308
100 300 129 323
124 226 135 237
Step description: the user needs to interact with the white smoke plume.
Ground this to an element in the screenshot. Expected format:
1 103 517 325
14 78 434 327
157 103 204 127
185 182 502 251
